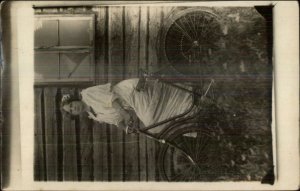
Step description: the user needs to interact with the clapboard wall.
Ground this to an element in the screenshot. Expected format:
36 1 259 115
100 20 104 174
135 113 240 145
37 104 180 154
34 6 175 181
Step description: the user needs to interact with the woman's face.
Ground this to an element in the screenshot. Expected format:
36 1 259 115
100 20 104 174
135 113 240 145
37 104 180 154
63 101 85 115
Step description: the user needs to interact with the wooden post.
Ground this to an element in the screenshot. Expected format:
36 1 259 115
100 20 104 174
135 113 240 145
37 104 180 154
34 88 46 180
108 6 125 181
93 122 109 181
147 6 163 181
77 88 94 181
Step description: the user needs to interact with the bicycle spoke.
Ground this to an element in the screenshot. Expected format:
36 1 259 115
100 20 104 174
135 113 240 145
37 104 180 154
197 133 207 161
172 27 193 43
167 29 185 42
190 167 200 181
169 162 186 181
182 166 193 181
194 133 202 161
172 19 194 42
194 131 209 162
182 15 197 39
190 13 199 39
167 31 186 44
174 135 194 157
191 132 200 161
179 16 192 39
197 134 210 161
195 13 202 35
196 46 202 63
199 15 207 37
190 13 198 39
164 148 174 178
171 162 193 181
173 157 202 181
182 136 194 155
176 131 210 164
185 15 196 39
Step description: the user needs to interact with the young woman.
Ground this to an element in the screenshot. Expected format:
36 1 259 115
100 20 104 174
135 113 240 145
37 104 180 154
62 78 196 133
61 83 133 130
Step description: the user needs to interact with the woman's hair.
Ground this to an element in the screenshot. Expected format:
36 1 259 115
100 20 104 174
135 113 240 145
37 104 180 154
60 94 81 118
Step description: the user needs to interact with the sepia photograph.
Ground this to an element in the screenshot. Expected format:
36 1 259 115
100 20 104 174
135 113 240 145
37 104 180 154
0 1 299 191
33 4 273 182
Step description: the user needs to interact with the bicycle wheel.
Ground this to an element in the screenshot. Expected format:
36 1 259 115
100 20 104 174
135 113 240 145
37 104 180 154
159 8 223 76
157 124 220 181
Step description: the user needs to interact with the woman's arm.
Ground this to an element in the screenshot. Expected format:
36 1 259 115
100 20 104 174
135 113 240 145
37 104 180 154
112 98 132 125
110 81 119 91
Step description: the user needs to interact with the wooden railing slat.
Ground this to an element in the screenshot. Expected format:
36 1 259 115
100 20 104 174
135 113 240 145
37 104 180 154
44 87 58 180
138 6 149 181
123 6 140 181
108 6 125 181
61 88 78 180
93 123 109 181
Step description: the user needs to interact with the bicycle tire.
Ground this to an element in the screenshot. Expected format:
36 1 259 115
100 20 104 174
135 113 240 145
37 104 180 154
157 123 221 181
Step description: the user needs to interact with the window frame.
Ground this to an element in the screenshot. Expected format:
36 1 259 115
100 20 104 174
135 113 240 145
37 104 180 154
34 14 96 86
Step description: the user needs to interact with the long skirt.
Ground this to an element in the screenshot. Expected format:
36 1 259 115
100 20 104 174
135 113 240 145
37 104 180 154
113 78 195 133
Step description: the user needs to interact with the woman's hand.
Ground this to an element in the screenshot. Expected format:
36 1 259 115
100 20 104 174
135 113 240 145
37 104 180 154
61 94 71 102
122 111 133 126
87 111 99 121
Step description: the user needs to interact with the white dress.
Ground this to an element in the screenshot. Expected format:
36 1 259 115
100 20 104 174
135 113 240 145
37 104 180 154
81 83 124 126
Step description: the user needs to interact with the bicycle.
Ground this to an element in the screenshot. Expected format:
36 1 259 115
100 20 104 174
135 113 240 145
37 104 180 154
124 68 225 182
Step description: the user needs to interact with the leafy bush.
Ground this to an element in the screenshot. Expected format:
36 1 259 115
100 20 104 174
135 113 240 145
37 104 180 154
195 77 273 181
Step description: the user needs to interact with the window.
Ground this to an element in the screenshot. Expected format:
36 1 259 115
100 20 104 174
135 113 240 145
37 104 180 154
34 14 95 84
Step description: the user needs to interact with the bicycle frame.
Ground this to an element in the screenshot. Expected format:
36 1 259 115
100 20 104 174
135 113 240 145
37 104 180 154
133 77 210 166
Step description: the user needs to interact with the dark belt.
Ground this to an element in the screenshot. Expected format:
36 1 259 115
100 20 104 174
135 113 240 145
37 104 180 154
135 78 147 92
